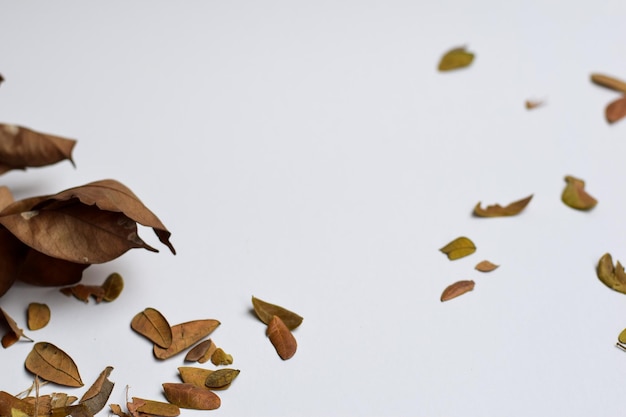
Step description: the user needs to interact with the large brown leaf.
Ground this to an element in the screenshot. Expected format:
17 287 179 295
24 341 83 387
0 124 76 174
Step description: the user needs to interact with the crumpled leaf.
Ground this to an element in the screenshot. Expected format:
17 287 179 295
204 369 240 389
475 260 499 272
439 237 476 260
606 95 626 124
473 195 533 217
24 342 83 387
437 46 474 71
153 319 220 360
27 302 51 330
162 383 220 410
210 348 233 366
0 308 32 348
0 124 76 174
591 73 626 94
596 253 626 294
440 280 475 302
251 296 303 330
131 307 173 349
267 315 297 360
561 175 597 210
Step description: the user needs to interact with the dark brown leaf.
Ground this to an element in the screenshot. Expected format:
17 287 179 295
162 383 220 410
154 319 220 360
473 195 533 217
131 307 173 349
251 296 303 330
267 315 297 360
24 342 83 387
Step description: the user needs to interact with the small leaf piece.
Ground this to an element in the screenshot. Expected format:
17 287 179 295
606 96 626 124
438 46 474 71
210 348 233 366
131 308 173 349
153 319 220 360
205 369 240 389
525 99 545 110
267 315 297 360
474 195 533 217
475 260 499 272
60 284 105 303
101 273 124 301
27 302 50 330
0 308 32 347
441 280 475 302
25 342 83 387
596 253 626 294
618 328 626 344
251 296 303 330
162 383 220 410
591 73 626 94
561 176 597 210
439 237 476 260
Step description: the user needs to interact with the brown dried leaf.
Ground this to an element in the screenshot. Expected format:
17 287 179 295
210 348 233 366
251 296 303 330
131 308 173 349
596 253 626 294
437 46 474 71
184 339 215 363
561 175 597 210
606 95 626 124
525 99 545 110
475 260 499 272
50 393 77 408
78 366 114 416
27 302 51 330
473 195 533 217
178 367 214 388
133 397 180 417
102 272 124 302
154 319 220 360
24 342 83 387
439 237 476 260
591 73 626 94
440 280 475 302
162 383 220 410
0 391 34 417
267 315 297 360
60 284 105 303
0 307 32 348
23 394 52 416
0 124 76 175
110 403 131 417
16 248 89 288
205 369 240 390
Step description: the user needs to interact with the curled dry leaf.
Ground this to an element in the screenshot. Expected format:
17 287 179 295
475 260 499 272
267 315 297 360
439 236 476 260
606 96 626 124
131 307 173 349
437 46 474 71
162 383 220 410
210 347 233 366
153 319 220 360
184 339 216 363
251 296 303 330
0 124 76 175
590 73 626 94
0 307 32 347
49 366 116 417
473 195 533 217
25 342 83 387
205 369 240 390
27 302 51 330
561 176 597 210
441 280 475 302
596 253 626 294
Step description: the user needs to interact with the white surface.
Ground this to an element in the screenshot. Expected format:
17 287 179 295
1 1 626 416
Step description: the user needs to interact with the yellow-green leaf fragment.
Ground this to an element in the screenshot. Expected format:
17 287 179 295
131 307 172 349
561 176 597 211
251 296 303 330
475 260 499 272
474 195 533 217
618 328 626 344
24 342 83 387
438 46 475 71
439 237 476 260
596 253 626 294
210 348 233 366
27 302 50 331
101 273 124 302
440 280 475 302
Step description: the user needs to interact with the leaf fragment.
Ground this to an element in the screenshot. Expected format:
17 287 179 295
561 175 597 210
475 260 499 272
525 99 545 110
210 348 233 366
439 237 476 260
596 253 626 294
205 369 240 389
251 296 303 330
606 95 626 124
27 302 50 330
590 73 626 94
0 308 32 347
24 342 83 387
101 272 124 301
437 46 474 71
618 328 626 344
440 280 475 302
60 284 105 303
162 383 220 410
473 195 533 217
153 319 220 360
131 307 173 349
77 366 114 416
267 315 297 360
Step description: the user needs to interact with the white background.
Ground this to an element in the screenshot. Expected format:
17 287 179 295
1 1 626 416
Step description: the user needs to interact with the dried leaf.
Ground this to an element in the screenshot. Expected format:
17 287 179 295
251 296 303 330
475 260 499 272
0 186 14 212
0 391 33 417
473 195 533 217
606 95 626 124
50 393 77 408
439 237 476 260
27 302 50 330
162 383 220 410
204 369 240 389
178 367 214 388
131 308 173 349
0 308 32 348
132 397 180 417
591 73 626 94
561 175 597 210
440 280 475 302
525 99 545 110
109 403 131 417
77 366 114 416
101 273 124 302
153 319 220 360
60 284 105 303
437 46 474 71
267 315 297 360
210 348 233 366
184 339 215 363
0 124 76 174
596 253 626 294
24 342 83 387
619 328 626 344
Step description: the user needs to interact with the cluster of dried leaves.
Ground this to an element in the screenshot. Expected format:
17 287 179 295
252 297 302 360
